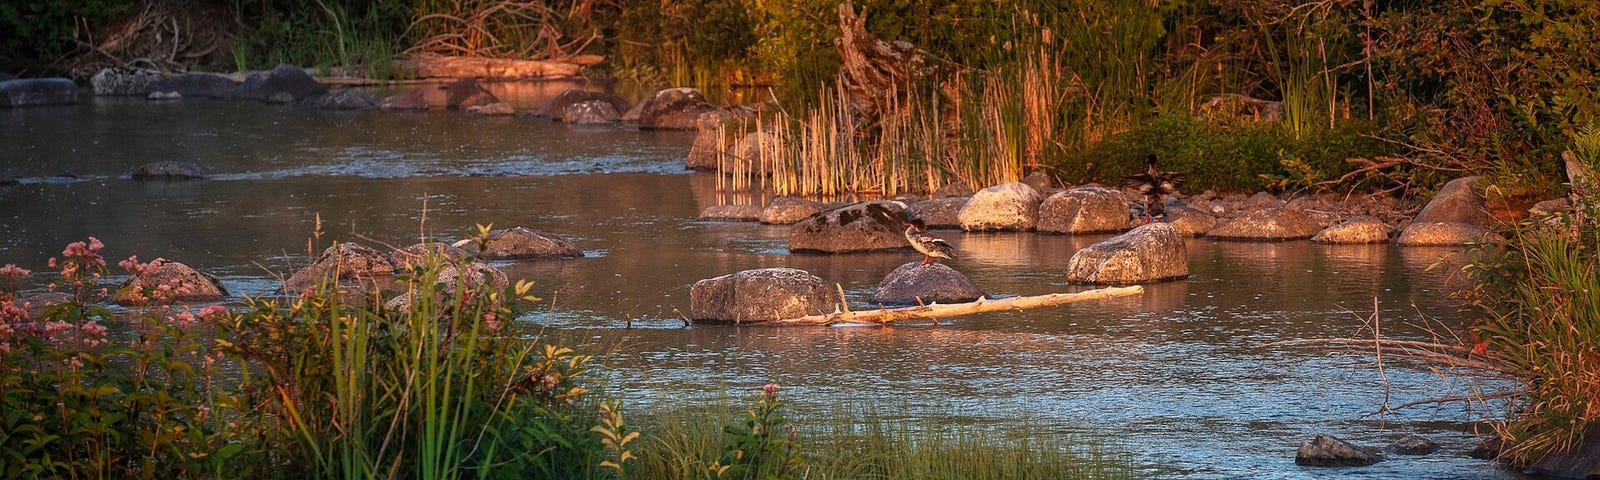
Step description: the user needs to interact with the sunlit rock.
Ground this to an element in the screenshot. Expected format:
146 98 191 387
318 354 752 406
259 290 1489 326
1164 206 1216 236
91 66 163 96
788 200 910 253
389 242 472 269
907 197 968 229
869 262 982 306
1207 207 1321 241
236 64 327 103
129 161 209 181
282 242 396 293
1311 216 1391 244
444 78 499 109
1238 191 1286 211
689 268 834 323
1038 187 1131 234
0 78 78 107
534 88 630 121
1065 222 1188 285
381 89 428 111
699 204 762 222
957 182 1043 232
1413 176 1492 225
562 100 621 124
112 259 227 305
454 227 582 260
625 87 715 130
1295 435 1383 467
759 197 828 225
1395 221 1498 246
315 89 379 110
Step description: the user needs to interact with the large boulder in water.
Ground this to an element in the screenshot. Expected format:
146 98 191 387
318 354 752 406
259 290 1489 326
1206 207 1322 241
1164 207 1217 236
685 103 775 170
444 78 500 109
1295 435 1383 467
111 259 227 305
870 262 983 306
1396 222 1498 246
625 87 715 130
130 161 209 181
1038 187 1131 234
689 268 835 323
1065 223 1188 285
236 64 327 102
91 66 163 96
760 197 830 225
282 242 396 293
534 88 630 120
454 227 582 259
788 201 910 253
562 100 621 124
0 78 77 106
958 182 1043 232
1398 176 1497 246
150 73 239 98
907 197 968 229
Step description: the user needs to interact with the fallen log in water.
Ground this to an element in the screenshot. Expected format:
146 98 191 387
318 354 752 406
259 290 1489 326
775 285 1144 326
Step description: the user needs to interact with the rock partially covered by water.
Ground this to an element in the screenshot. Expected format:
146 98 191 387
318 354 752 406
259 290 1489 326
316 89 379 110
625 87 715 130
1295 435 1383 467
455 227 583 260
1207 207 1321 241
788 201 910 253
1385 434 1437 456
1527 423 1600 479
1165 207 1217 236
1038 187 1131 234
699 204 762 222
870 262 983 306
1312 216 1391 244
112 259 227 305
283 243 396 293
151 73 240 98
1396 222 1497 246
534 88 630 121
760 197 829 225
381 89 429 112
907 197 968 229
1065 223 1188 285
389 242 472 269
91 66 163 96
445 78 500 109
690 268 835 323
0 78 77 107
129 161 209 181
958 182 1043 232
236 64 327 103
466 102 514 116
562 100 621 124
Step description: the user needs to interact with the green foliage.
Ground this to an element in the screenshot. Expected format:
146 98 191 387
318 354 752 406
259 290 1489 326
224 0 410 72
0 0 134 67
706 385 804 480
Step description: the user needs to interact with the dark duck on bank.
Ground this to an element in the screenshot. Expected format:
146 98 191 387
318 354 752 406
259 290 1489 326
1123 154 1187 223
903 218 957 266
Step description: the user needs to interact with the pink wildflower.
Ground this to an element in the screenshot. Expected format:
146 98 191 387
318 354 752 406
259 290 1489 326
87 237 103 254
198 304 226 320
763 383 780 396
47 258 57 268
483 313 501 332
0 264 29 278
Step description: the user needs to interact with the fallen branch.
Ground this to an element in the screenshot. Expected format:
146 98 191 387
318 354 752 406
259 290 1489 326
775 285 1144 326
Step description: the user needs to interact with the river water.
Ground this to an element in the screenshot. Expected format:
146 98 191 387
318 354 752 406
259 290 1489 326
0 90 1526 479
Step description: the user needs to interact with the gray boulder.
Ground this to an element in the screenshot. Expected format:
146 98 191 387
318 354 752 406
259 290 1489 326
1164 207 1217 236
1385 434 1437 456
454 227 582 259
91 66 163 96
788 201 910 253
760 197 830 225
1207 208 1322 241
1413 176 1492 225
130 161 209 181
389 242 472 269
381 89 429 111
283 242 397 293
1295 435 1383 467
1311 216 1391 244
870 262 983 306
1396 222 1498 246
236 64 327 102
562 100 621 124
0 78 78 106
907 197 968 229
111 259 227 305
699 204 762 222
444 78 499 109
689 268 835 323
1065 222 1189 285
625 87 715 130
534 88 630 120
315 89 379 110
1038 187 1132 234
150 73 239 98
933 182 974 198
958 182 1043 231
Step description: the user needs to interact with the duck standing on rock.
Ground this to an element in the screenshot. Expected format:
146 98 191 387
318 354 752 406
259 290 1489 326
903 218 957 266
1124 154 1187 223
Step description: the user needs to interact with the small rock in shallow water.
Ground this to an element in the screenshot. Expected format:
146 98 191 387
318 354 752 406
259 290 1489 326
1385 434 1437 455
699 204 761 222
1295 434 1383 467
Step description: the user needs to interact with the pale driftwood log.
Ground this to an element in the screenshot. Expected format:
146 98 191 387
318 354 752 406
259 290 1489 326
399 54 583 79
774 285 1144 326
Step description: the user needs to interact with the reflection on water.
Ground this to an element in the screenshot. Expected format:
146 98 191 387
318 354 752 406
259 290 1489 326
0 97 1522 479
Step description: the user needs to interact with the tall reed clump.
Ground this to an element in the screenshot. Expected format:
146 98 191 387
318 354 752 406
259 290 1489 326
1461 128 1600 465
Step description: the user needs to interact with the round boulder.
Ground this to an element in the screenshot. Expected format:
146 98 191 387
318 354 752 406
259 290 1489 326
760 197 828 225
236 64 327 102
625 87 716 130
1386 434 1437 456
907 197 968 229
958 182 1044 232
0 78 78 106
1395 222 1497 246
562 100 621 124
1295 435 1383 467
1206 208 1322 241
1065 222 1188 285
689 268 835 323
534 88 631 120
130 161 209 181
455 227 583 259
283 242 396 293
1311 216 1391 244
1038 187 1132 234
933 182 974 198
1414 176 1492 225
112 259 227 305
788 201 910 253
389 242 472 269
869 262 984 306
699 204 762 222
91 66 163 96
1164 207 1217 236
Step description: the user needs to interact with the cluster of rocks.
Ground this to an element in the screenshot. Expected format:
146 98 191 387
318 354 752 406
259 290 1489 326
1294 433 1439 468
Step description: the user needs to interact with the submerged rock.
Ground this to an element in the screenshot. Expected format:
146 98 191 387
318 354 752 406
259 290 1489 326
1311 216 1391 244
150 73 239 98
699 204 762 222
1038 186 1132 234
1295 435 1383 467
1395 222 1497 246
444 78 499 109
381 89 429 111
455 227 582 259
111 259 227 305
466 102 514 116
760 197 829 225
958 182 1043 232
1385 434 1437 456
236 64 327 103
282 242 396 293
1065 222 1188 285
534 88 630 121
689 268 834 323
1207 207 1321 241
869 262 983 306
0 78 78 107
562 100 621 124
130 161 209 181
316 89 380 110
788 200 910 253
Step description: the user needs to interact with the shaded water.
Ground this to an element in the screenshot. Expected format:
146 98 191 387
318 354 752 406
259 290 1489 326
1 94 1523 479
